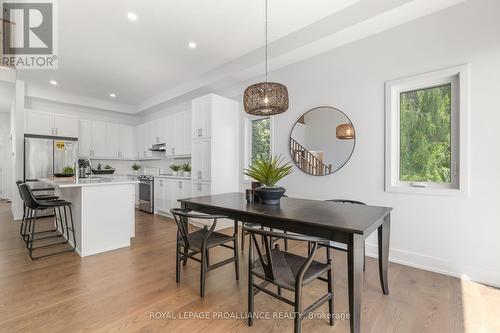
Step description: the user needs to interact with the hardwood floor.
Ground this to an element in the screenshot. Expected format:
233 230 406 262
0 202 498 333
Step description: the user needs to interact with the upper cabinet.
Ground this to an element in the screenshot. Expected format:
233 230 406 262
192 97 211 139
79 120 134 159
166 110 191 156
26 110 78 137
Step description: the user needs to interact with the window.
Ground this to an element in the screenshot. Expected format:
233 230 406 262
244 116 273 181
385 65 469 196
251 117 271 161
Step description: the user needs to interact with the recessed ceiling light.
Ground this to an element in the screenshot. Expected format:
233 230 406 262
110 93 116 98
127 12 137 21
49 80 57 85
188 42 197 49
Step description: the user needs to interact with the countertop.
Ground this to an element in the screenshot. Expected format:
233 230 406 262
39 176 138 188
122 174 191 180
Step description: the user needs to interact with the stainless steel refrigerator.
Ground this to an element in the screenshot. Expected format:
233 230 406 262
24 134 79 181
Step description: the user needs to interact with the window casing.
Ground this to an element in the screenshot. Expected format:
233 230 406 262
385 65 469 196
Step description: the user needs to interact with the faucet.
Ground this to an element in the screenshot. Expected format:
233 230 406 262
74 156 93 182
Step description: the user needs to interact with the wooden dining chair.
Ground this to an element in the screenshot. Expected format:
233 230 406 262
170 208 240 297
244 223 334 333
321 199 367 271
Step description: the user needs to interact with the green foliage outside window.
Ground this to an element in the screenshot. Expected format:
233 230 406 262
399 84 452 183
251 118 271 162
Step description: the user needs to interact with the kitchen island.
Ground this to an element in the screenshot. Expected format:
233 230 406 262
39 176 138 257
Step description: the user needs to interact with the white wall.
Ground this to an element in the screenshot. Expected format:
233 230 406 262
0 112 12 199
139 0 500 286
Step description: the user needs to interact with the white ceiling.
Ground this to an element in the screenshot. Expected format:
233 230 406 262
18 0 465 114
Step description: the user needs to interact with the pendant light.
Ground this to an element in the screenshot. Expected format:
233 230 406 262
336 123 356 139
243 0 289 116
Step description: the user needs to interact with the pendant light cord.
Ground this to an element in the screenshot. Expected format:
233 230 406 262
265 0 268 82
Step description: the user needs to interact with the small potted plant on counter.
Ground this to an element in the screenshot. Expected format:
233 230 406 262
132 163 141 175
243 154 293 205
170 163 181 176
182 163 191 177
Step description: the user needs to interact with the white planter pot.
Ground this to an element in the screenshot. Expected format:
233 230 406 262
172 171 179 176
183 171 190 177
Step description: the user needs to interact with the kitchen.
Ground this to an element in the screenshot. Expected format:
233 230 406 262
21 93 240 257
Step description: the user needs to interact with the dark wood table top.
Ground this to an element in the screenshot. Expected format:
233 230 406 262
179 192 392 235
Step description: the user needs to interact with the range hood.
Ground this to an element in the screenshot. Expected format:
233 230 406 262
149 143 166 152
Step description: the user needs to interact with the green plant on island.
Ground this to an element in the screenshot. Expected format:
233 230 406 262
243 154 292 187
182 163 191 172
104 164 113 170
62 166 74 175
132 163 141 171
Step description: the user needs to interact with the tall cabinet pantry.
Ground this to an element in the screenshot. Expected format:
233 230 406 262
190 94 240 230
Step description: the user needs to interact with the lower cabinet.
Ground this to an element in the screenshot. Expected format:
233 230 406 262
154 178 191 214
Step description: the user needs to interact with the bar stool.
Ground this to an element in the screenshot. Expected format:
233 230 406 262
171 208 239 297
18 183 76 260
16 180 61 242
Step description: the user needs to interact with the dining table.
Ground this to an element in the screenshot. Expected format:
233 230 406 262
179 192 392 333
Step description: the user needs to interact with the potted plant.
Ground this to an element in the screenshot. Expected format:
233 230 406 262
170 163 181 176
131 163 141 175
243 155 293 205
182 163 191 177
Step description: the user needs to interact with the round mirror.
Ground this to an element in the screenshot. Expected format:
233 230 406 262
289 106 355 176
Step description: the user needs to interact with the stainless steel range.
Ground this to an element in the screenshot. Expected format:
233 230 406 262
138 175 154 213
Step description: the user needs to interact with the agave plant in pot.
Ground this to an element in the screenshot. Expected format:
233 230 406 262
243 155 293 205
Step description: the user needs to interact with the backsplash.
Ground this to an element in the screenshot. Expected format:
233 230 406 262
92 157 191 175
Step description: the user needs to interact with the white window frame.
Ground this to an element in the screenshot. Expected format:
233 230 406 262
385 65 469 196
243 115 274 183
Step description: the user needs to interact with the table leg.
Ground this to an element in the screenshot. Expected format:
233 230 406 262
378 213 391 295
347 233 364 333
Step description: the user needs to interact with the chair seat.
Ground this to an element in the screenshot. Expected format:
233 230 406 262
252 249 330 291
179 229 233 251
34 194 59 200
37 199 70 208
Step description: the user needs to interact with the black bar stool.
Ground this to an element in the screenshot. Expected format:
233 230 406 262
18 183 76 260
15 180 60 242
171 208 239 297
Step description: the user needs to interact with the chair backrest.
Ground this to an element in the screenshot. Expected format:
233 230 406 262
170 208 227 249
15 180 24 198
242 223 329 283
18 183 42 209
325 199 366 205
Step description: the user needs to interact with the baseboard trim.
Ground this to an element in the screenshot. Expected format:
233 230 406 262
365 243 500 288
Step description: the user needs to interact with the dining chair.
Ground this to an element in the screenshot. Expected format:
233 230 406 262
244 223 334 333
321 199 367 271
170 208 240 297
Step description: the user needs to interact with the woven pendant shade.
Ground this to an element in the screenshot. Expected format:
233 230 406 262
244 82 289 116
336 123 355 139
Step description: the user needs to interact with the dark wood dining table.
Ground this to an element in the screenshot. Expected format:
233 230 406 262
179 192 392 333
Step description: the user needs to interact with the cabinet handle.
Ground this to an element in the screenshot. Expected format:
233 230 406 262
172 148 175 155
156 137 159 143
197 128 202 137
198 171 201 179
197 183 202 191
178 181 181 189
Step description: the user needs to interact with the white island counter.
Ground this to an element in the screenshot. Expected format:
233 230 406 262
39 176 138 257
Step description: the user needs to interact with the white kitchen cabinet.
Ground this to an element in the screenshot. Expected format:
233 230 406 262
191 94 239 196
191 138 211 181
26 110 54 136
91 121 107 157
192 97 211 139
165 114 175 156
79 120 92 156
191 181 210 197
171 179 191 208
26 110 79 137
119 125 135 158
105 123 120 158
54 114 79 137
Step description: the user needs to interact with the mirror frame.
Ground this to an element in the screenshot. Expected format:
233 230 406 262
289 106 356 176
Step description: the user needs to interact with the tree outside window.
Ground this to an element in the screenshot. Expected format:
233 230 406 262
251 118 271 162
399 84 451 183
